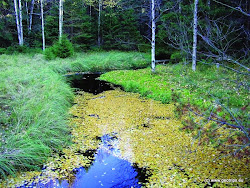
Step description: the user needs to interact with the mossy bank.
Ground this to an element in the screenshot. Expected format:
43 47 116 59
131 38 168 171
100 64 249 156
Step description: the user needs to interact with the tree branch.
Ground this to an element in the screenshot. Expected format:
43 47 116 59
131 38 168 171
212 0 250 17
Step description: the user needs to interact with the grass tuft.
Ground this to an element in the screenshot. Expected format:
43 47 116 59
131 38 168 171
0 51 149 178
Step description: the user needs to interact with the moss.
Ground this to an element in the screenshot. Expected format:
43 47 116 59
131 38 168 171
100 64 249 150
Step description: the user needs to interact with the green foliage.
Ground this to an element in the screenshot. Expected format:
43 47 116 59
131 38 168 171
0 46 42 55
44 46 56 60
64 1 94 51
102 8 143 51
54 37 74 58
0 51 150 178
100 63 249 126
0 54 74 178
0 48 6 54
46 51 150 73
170 51 183 63
45 14 59 46
0 14 15 48
5 45 29 54
44 36 74 60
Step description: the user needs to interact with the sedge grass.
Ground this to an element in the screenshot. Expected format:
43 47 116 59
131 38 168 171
0 51 149 178
0 55 74 178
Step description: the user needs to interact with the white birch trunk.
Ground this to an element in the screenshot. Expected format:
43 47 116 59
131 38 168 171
192 0 199 71
29 0 35 32
18 0 24 45
59 0 63 40
14 0 21 45
98 0 102 47
90 5 92 18
41 0 45 51
151 0 156 72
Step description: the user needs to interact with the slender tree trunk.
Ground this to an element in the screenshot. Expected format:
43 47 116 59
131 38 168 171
59 0 63 40
29 0 35 32
14 0 21 45
98 0 102 47
90 5 92 18
151 0 156 72
192 0 199 71
41 0 45 51
25 1 29 30
18 0 24 45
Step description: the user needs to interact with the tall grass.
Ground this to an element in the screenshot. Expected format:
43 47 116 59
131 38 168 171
46 51 150 73
0 51 149 178
0 54 74 177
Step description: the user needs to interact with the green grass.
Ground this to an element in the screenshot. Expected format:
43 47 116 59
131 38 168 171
0 51 149 178
0 54 74 177
45 51 150 74
100 63 249 130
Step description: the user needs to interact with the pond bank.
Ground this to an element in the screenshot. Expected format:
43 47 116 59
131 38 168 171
0 52 150 180
2 88 248 187
1 54 249 187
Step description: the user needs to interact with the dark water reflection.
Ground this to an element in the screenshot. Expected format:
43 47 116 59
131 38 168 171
30 134 149 188
54 134 144 188
67 73 121 95
22 74 150 188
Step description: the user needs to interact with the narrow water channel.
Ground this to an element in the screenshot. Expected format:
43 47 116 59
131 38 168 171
54 134 148 188
11 73 151 188
67 73 121 94
2 73 248 187
37 134 148 188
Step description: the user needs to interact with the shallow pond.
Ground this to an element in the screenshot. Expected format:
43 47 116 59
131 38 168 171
3 73 151 188
30 134 149 188
66 73 121 95
2 73 248 187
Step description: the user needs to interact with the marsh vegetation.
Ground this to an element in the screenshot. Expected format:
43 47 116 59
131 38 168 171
0 0 249 187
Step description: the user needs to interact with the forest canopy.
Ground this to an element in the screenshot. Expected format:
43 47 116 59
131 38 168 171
0 0 249 66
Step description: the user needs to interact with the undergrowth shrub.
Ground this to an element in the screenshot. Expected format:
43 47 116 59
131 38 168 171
0 48 6 54
5 45 29 54
170 51 182 63
44 47 56 60
45 36 74 60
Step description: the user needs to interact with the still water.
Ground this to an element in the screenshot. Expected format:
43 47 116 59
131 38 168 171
30 134 147 188
16 73 150 188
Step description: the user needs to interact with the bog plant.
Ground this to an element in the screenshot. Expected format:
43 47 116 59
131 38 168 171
45 36 74 60
0 51 149 179
100 64 249 155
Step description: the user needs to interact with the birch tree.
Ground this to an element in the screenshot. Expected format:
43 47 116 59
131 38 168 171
13 0 24 45
14 0 21 45
59 0 63 39
151 0 156 72
18 0 24 45
29 0 35 32
41 0 45 50
192 0 199 71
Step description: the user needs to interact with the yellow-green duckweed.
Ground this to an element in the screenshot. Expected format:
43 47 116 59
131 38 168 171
1 89 249 187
